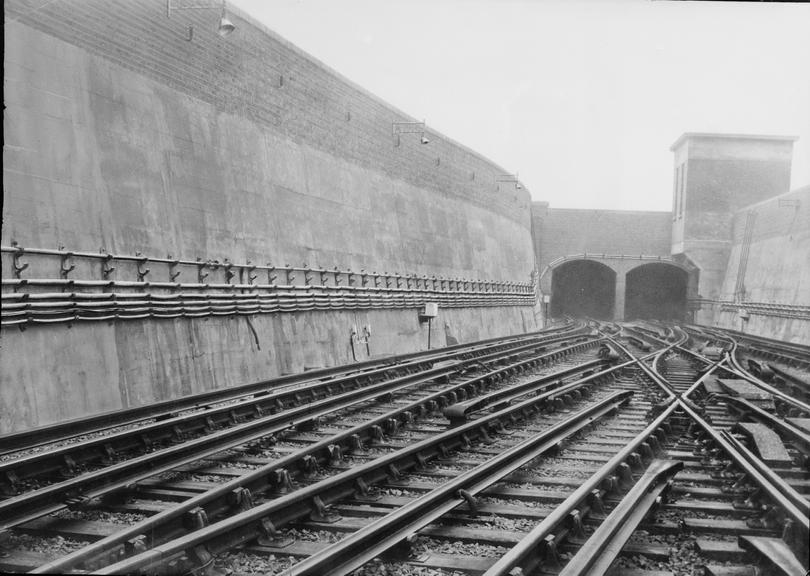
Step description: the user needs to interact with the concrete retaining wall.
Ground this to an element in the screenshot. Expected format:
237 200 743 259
1 306 535 433
1 2 537 432
708 186 810 344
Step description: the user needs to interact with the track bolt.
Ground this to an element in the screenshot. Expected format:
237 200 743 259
310 495 341 523
301 455 319 477
387 463 402 481
415 452 430 471
125 535 147 555
457 489 478 515
369 425 386 445
589 489 605 514
348 433 368 454
229 487 253 512
183 507 209 530
385 418 400 436
2 471 20 497
617 462 634 489
568 509 586 538
257 518 295 548
60 455 77 477
327 444 343 466
542 534 561 568
272 469 295 494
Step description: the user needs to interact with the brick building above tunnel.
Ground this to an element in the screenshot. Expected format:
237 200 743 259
532 132 808 342
669 133 797 302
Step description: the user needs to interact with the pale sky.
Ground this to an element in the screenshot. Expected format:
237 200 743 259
230 0 810 211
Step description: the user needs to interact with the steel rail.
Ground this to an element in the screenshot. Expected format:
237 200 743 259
442 358 608 422
488 371 809 576
648 343 734 398
482 401 679 576
712 326 810 359
556 459 683 576
0 325 580 455
33 341 611 573
720 430 810 518
624 325 687 354
680 361 726 400
667 326 810 414
625 325 721 367
737 536 808 576
0 367 448 531
720 394 810 455
0 334 595 493
629 334 808 525
604 337 677 400
279 392 634 576
724 342 810 415
767 364 810 398
677 402 809 535
699 326 810 372
86 357 642 575
2 336 601 532
625 335 653 352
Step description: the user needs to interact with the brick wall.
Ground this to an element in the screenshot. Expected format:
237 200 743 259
532 205 672 272
670 134 795 304
4 0 530 228
684 158 792 241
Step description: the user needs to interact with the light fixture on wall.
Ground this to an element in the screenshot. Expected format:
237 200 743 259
167 0 236 40
496 173 523 190
392 121 430 147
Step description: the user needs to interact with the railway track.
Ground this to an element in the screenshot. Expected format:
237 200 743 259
0 325 607 573
0 322 583 457
1 321 807 576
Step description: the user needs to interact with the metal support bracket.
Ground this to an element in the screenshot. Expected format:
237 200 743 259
257 518 295 548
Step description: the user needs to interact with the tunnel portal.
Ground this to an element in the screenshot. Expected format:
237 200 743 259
550 260 616 320
625 263 688 321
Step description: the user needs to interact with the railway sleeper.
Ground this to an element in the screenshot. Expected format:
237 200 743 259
20 351 618 573
98 392 631 576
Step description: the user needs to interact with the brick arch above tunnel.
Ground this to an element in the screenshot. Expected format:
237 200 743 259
540 254 700 321
539 254 693 290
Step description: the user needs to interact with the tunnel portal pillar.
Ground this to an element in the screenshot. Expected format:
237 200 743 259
613 273 626 321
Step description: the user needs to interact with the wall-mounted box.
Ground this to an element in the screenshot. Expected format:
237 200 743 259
422 303 438 318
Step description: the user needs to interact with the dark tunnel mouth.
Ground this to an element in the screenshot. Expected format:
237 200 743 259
550 260 616 320
624 262 688 321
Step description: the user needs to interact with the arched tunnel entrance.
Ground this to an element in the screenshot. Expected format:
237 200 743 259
625 263 688 321
550 260 616 320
